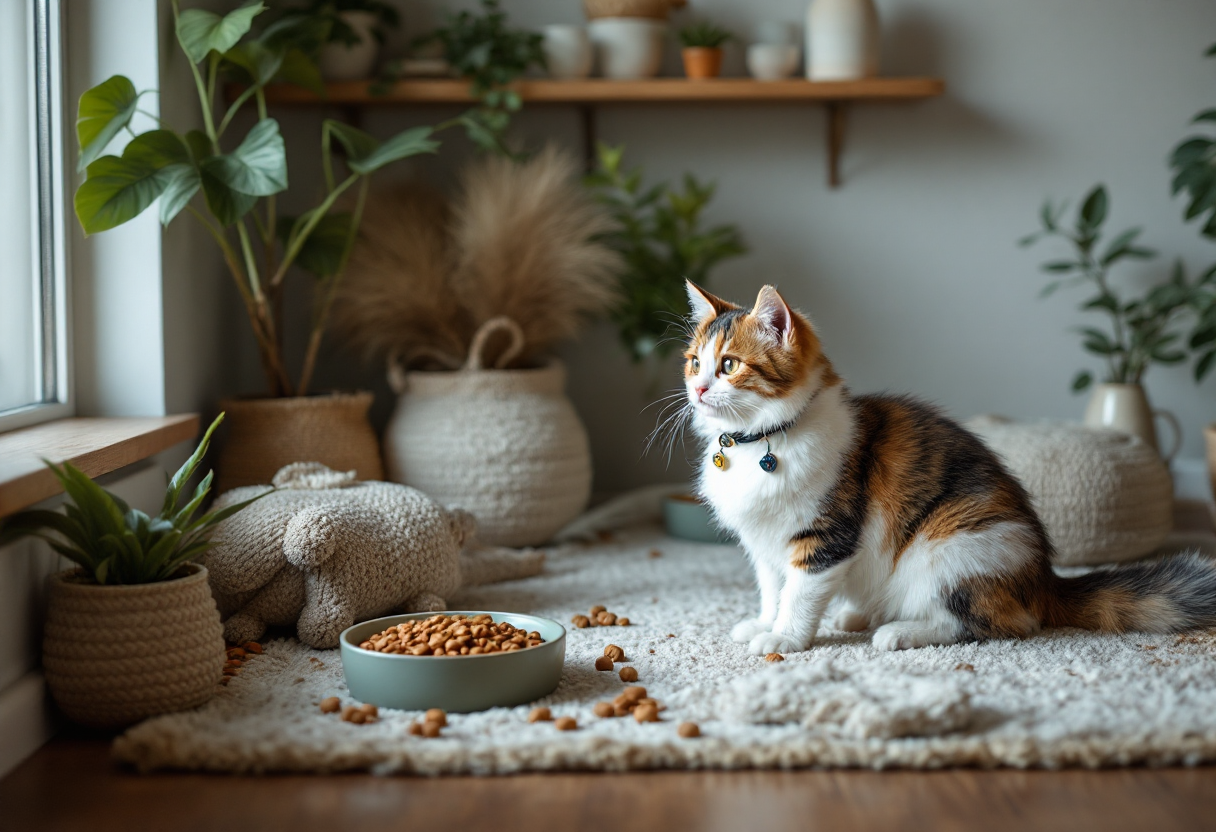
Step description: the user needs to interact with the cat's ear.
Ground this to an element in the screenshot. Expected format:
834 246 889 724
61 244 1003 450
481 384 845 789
752 285 793 342
685 280 734 321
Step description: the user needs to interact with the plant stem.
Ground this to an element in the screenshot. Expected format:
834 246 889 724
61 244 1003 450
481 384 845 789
297 178 369 395
270 174 359 289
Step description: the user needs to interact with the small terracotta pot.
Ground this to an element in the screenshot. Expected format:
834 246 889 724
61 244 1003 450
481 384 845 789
682 47 724 80
216 392 384 492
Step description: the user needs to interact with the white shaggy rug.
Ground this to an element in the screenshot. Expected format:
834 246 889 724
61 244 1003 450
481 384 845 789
113 526 1216 774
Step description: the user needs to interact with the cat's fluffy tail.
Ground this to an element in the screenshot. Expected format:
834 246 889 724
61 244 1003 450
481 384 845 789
1045 553 1216 632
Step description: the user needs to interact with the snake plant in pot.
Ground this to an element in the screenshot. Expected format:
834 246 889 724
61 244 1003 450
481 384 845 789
0 415 264 727
73 1 441 489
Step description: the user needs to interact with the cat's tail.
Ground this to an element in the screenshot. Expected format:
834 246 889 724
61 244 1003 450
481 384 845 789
1045 553 1216 632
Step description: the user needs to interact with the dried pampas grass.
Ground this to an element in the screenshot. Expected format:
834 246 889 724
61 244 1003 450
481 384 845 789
333 147 621 372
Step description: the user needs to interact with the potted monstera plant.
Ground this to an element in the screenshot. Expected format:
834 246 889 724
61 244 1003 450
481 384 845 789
74 1 440 490
0 415 262 727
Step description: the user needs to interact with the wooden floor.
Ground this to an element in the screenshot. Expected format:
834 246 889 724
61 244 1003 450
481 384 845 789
2 737 1215 832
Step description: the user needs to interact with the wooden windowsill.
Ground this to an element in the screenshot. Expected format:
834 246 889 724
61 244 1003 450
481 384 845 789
0 415 200 518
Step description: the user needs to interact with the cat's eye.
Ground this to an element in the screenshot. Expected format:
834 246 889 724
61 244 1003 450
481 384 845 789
690 357 701 373
722 357 740 375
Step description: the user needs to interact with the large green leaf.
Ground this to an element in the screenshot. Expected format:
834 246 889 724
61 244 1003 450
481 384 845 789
74 130 190 234
159 164 201 225
176 1 265 64
324 122 439 175
223 39 284 87
276 212 352 277
199 163 256 226
76 75 139 172
204 118 287 196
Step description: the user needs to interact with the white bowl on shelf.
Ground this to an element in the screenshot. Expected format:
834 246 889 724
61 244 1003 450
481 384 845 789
747 44 800 81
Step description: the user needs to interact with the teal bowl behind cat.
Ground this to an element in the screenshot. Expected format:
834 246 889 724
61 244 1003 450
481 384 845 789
339 611 565 713
664 495 735 544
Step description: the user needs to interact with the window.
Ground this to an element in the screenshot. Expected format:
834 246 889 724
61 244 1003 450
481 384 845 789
0 0 68 432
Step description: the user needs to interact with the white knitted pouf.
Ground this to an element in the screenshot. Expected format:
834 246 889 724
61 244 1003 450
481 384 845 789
384 319 593 547
966 416 1173 566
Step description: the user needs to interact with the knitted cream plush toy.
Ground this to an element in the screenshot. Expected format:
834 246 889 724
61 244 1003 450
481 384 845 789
205 463 546 648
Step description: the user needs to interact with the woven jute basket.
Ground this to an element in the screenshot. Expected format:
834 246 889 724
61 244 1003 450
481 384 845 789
583 0 685 20
43 563 225 728
215 392 384 492
967 416 1173 566
384 318 592 547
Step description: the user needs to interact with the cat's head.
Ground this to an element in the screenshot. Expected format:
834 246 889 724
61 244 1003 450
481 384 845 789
683 281 837 433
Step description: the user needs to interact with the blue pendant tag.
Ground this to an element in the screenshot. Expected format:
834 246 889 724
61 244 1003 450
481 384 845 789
759 453 778 473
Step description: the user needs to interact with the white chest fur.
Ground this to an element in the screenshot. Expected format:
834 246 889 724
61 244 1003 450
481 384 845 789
695 386 855 562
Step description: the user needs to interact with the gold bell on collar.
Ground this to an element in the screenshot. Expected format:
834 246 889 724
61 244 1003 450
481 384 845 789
712 451 727 470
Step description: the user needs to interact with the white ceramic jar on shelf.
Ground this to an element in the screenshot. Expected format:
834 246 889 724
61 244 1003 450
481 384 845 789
543 24 594 79
805 0 880 81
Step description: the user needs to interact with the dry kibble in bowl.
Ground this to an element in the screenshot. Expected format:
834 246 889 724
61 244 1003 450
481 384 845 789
555 716 578 731
528 707 552 723
593 702 615 718
319 696 341 714
603 644 626 663
594 655 614 671
358 614 546 656
678 722 701 738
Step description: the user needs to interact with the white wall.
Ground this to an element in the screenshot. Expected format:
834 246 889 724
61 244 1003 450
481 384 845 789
224 0 1216 495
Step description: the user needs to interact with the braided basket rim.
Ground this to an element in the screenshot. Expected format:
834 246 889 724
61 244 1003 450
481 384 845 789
51 561 209 595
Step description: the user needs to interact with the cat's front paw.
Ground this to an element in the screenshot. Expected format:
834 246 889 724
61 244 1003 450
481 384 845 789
747 632 811 656
730 618 773 643
831 609 871 633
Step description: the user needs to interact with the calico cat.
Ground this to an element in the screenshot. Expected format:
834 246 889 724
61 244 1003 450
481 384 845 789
681 281 1216 655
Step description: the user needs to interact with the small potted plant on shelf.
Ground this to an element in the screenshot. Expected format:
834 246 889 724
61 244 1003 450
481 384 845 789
381 0 544 155
265 0 402 81
73 1 441 490
1020 184 1207 460
678 21 734 80
0 415 263 728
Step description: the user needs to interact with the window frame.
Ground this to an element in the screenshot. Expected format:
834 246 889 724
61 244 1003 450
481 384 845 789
0 0 71 434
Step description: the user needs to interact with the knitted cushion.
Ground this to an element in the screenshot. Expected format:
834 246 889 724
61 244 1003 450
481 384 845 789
205 463 544 648
966 416 1173 566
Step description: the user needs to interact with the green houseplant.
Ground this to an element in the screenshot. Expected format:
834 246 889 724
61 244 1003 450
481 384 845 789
584 142 747 362
382 0 545 154
679 21 733 79
1020 185 1202 457
266 0 402 81
0 414 263 727
75 1 441 487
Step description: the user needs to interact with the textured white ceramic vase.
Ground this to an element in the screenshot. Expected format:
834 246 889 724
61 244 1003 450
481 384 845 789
588 17 667 79
806 0 879 80
319 10 380 81
543 25 594 79
383 318 593 548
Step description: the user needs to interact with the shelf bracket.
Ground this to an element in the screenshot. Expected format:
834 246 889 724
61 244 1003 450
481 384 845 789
825 102 848 189
580 104 598 172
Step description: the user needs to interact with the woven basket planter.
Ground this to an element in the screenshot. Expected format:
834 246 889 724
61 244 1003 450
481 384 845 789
216 392 384 492
43 563 225 728
967 416 1173 566
584 0 683 20
384 318 592 547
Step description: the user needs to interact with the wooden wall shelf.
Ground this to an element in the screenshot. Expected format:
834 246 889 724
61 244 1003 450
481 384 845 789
254 76 945 187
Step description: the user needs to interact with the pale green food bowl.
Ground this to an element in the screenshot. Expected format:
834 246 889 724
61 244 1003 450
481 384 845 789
339 611 566 713
663 494 735 544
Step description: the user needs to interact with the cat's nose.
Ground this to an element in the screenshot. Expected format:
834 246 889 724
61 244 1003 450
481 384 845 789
695 386 709 401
